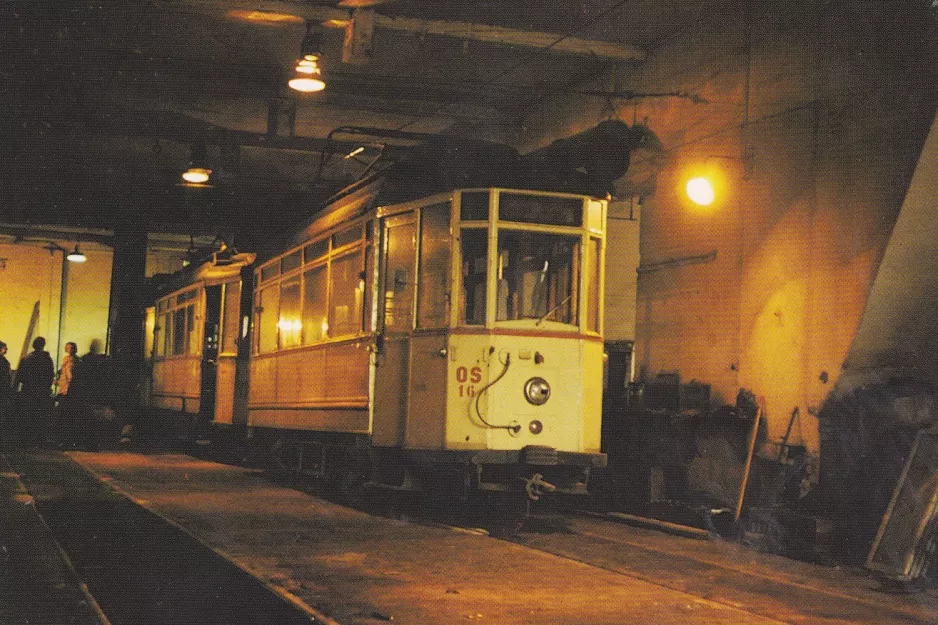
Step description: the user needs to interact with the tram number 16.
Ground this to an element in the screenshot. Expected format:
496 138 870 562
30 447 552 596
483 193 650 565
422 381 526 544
455 366 482 397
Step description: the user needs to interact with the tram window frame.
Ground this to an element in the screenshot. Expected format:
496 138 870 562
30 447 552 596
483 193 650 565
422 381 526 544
587 237 602 334
255 284 280 354
494 229 580 326
278 275 302 349
458 227 488 326
498 192 583 227
333 225 362 250
172 308 187 355
252 219 371 354
260 262 280 283
186 304 199 355
381 212 418 333
459 191 489 222
363 238 374 333
156 312 169 357
304 239 328 264
329 249 363 338
221 281 241 355
302 261 328 344
417 202 452 329
153 288 200 358
281 250 302 273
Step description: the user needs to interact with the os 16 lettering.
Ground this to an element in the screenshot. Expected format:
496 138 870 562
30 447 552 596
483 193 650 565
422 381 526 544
455 365 482 397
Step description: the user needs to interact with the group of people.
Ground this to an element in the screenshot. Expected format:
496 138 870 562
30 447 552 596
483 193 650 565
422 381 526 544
0 336 109 449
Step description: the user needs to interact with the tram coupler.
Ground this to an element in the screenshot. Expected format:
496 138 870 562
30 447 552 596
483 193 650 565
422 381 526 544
523 473 557 501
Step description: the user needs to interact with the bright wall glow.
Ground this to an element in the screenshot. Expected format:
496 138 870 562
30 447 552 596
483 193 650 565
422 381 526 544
686 177 716 206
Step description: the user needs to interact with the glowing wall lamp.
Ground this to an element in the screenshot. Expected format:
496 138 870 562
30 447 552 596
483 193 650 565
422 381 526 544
288 22 326 93
684 153 752 207
686 177 716 206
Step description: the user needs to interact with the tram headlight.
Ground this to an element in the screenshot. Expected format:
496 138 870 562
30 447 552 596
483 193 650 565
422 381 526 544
529 420 543 435
524 377 550 406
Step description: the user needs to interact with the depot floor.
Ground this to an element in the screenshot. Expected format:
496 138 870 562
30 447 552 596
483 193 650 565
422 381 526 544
4 448 938 625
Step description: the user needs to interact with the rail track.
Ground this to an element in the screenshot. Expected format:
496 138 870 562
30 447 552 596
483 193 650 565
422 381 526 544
5 451 321 625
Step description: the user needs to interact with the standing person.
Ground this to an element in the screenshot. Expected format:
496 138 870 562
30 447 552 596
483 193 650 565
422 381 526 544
16 337 55 447
54 342 79 448
0 342 12 447
71 339 109 451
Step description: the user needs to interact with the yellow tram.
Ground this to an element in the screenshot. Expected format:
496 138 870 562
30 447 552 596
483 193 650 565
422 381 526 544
248 183 609 502
145 251 255 440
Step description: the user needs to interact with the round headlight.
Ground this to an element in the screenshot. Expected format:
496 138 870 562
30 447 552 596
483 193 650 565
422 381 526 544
529 420 543 435
524 377 550 405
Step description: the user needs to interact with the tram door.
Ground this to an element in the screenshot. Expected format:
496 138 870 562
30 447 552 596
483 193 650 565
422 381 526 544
213 278 247 426
199 285 222 422
372 211 416 447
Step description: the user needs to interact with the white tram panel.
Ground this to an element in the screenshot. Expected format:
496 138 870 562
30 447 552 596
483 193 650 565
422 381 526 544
372 188 607 459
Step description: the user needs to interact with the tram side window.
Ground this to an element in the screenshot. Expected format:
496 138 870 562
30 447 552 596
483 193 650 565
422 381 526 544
460 229 487 325
186 305 199 355
256 285 280 353
587 238 601 333
279 276 302 348
221 282 241 355
418 203 451 328
363 241 374 333
330 252 361 337
173 308 187 354
303 264 328 344
383 213 417 332
157 312 170 357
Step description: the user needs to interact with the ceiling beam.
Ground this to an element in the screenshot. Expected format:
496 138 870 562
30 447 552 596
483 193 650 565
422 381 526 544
369 13 645 62
171 1 646 62
82 108 419 157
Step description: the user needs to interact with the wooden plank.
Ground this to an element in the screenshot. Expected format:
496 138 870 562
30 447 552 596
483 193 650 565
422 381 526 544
11 301 40 388
867 428 938 580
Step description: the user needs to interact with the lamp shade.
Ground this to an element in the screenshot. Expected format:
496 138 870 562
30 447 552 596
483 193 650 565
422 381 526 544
66 245 87 263
182 167 212 184
289 22 326 92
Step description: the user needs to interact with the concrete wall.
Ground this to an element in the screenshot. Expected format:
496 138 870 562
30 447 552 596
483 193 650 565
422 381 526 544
516 0 935 458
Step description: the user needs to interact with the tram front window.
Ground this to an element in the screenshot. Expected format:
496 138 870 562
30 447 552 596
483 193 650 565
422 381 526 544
460 229 488 325
496 231 579 325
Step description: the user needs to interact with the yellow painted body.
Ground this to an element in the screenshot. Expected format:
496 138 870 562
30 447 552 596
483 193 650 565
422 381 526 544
248 340 370 432
148 253 255 424
245 187 606 472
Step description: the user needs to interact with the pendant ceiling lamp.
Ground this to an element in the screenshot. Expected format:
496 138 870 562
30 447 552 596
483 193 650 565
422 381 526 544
66 245 87 263
289 22 326 93
181 143 212 185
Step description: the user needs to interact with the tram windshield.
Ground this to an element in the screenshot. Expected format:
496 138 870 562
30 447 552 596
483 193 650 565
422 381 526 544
495 231 580 325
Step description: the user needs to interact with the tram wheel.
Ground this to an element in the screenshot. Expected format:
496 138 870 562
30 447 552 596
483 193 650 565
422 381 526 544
267 437 303 478
333 446 373 506
481 493 531 538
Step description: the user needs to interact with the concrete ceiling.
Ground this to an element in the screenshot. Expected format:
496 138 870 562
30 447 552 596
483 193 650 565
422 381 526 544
0 0 727 242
